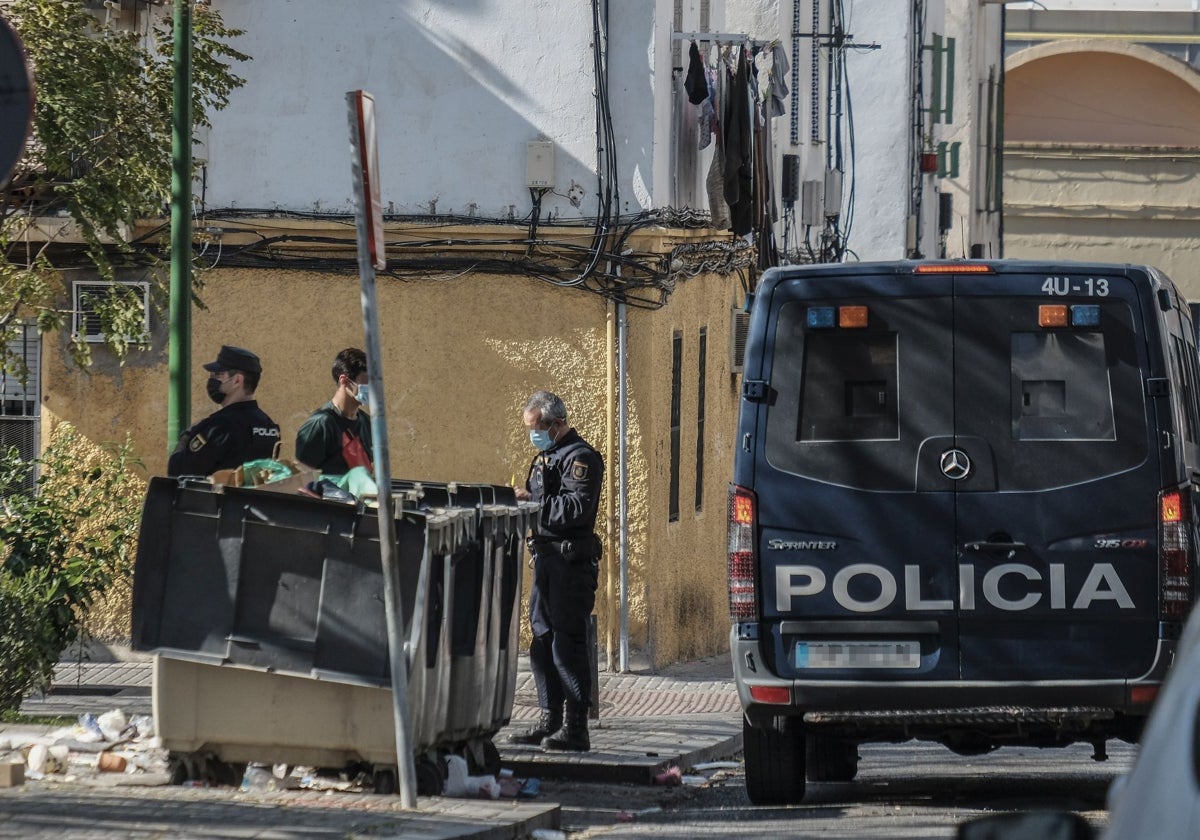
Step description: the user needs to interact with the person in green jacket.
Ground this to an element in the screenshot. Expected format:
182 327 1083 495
294 347 373 475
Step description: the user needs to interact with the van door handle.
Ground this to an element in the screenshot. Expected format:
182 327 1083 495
963 540 1027 560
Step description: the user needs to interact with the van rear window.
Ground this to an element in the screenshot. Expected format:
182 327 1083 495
1011 332 1115 441
799 333 898 441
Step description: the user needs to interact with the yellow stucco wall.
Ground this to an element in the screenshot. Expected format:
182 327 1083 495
42 236 744 668
631 270 743 665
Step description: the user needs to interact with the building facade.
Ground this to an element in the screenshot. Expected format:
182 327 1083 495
1004 1 1200 298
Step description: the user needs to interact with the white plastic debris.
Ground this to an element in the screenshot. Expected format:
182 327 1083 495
442 755 500 799
96 709 128 742
26 744 66 775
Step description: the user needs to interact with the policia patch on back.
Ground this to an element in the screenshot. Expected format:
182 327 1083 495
189 433 207 453
572 461 589 481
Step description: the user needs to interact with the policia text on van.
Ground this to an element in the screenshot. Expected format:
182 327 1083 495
727 260 1200 805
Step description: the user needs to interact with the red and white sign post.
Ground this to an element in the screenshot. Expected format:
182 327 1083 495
347 90 417 807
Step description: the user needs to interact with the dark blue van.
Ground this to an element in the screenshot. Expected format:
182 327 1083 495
728 260 1200 804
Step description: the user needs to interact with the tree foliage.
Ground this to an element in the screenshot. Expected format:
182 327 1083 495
0 423 145 714
1 0 248 367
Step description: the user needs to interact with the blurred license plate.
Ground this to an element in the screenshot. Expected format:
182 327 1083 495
795 641 920 669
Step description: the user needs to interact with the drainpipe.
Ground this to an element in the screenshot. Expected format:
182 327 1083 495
167 0 192 454
605 301 617 671
618 299 629 672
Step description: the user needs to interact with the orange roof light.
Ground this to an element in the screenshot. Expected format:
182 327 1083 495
914 263 994 274
839 306 868 328
1039 305 1068 327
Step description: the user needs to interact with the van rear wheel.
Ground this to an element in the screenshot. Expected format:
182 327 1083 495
743 717 807 805
806 735 859 782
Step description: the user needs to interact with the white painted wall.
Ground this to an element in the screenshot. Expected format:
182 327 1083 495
203 0 680 220
944 0 1004 258
842 0 915 260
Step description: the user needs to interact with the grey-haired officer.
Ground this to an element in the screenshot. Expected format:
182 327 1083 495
509 390 604 752
167 345 281 477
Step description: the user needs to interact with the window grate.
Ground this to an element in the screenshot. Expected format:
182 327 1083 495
72 280 150 343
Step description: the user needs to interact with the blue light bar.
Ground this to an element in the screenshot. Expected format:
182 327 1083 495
807 307 836 328
1071 305 1101 327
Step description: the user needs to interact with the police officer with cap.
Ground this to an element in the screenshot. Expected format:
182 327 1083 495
508 390 604 752
168 345 281 477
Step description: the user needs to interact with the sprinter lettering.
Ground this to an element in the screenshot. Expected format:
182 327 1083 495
775 563 1134 613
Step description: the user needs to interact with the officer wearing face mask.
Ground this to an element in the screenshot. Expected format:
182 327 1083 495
509 390 604 753
167 345 281 477
294 347 374 475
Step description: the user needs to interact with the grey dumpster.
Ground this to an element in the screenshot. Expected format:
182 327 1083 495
131 476 529 787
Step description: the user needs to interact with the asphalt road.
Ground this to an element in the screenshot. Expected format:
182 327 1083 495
546 739 1136 839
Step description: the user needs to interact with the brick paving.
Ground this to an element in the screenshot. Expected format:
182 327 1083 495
7 651 743 839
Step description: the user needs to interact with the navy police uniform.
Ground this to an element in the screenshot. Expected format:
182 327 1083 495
168 400 281 476
525 427 604 721
167 345 281 477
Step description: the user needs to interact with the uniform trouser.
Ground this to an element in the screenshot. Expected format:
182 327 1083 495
528 547 599 715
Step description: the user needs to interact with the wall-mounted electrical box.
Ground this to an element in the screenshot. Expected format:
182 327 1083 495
525 140 555 188
781 154 800 204
800 180 823 227
824 169 844 218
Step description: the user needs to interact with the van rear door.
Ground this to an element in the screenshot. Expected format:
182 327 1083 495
751 264 1160 685
952 268 1158 680
756 270 961 681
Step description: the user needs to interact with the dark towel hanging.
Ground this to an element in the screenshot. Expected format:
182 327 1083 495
684 41 708 105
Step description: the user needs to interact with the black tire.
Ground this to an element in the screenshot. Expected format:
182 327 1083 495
213 760 247 789
806 735 859 782
373 766 398 796
167 753 192 786
743 716 807 805
473 739 502 777
415 756 444 796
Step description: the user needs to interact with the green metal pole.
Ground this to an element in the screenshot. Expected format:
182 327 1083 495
167 0 192 455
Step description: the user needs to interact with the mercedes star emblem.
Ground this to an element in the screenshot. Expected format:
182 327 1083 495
940 448 972 480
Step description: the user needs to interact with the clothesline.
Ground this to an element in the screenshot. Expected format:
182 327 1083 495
670 30 773 48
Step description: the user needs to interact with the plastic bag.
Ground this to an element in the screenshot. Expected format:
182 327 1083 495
327 465 378 498
241 459 296 486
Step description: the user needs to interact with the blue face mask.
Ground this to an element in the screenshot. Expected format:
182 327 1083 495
354 383 371 411
529 428 554 451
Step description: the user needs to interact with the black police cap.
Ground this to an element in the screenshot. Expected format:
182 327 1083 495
202 345 262 375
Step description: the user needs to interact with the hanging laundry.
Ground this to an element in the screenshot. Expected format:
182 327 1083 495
698 64 717 151
722 47 754 236
766 43 790 119
707 141 731 230
684 41 708 105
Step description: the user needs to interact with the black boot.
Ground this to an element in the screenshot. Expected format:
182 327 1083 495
505 709 562 745
541 706 590 752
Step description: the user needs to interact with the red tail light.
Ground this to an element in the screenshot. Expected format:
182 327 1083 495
728 485 758 621
1159 488 1193 621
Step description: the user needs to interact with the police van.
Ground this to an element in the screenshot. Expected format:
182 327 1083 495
727 260 1200 805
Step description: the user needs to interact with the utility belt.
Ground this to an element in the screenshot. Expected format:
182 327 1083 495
527 532 601 564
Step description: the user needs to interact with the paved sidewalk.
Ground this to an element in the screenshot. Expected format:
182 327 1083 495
8 650 742 839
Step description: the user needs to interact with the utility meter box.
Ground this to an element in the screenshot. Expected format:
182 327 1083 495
525 140 555 188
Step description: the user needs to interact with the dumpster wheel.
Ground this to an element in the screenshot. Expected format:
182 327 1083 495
464 738 501 776
168 751 246 788
372 765 397 795
416 755 444 796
